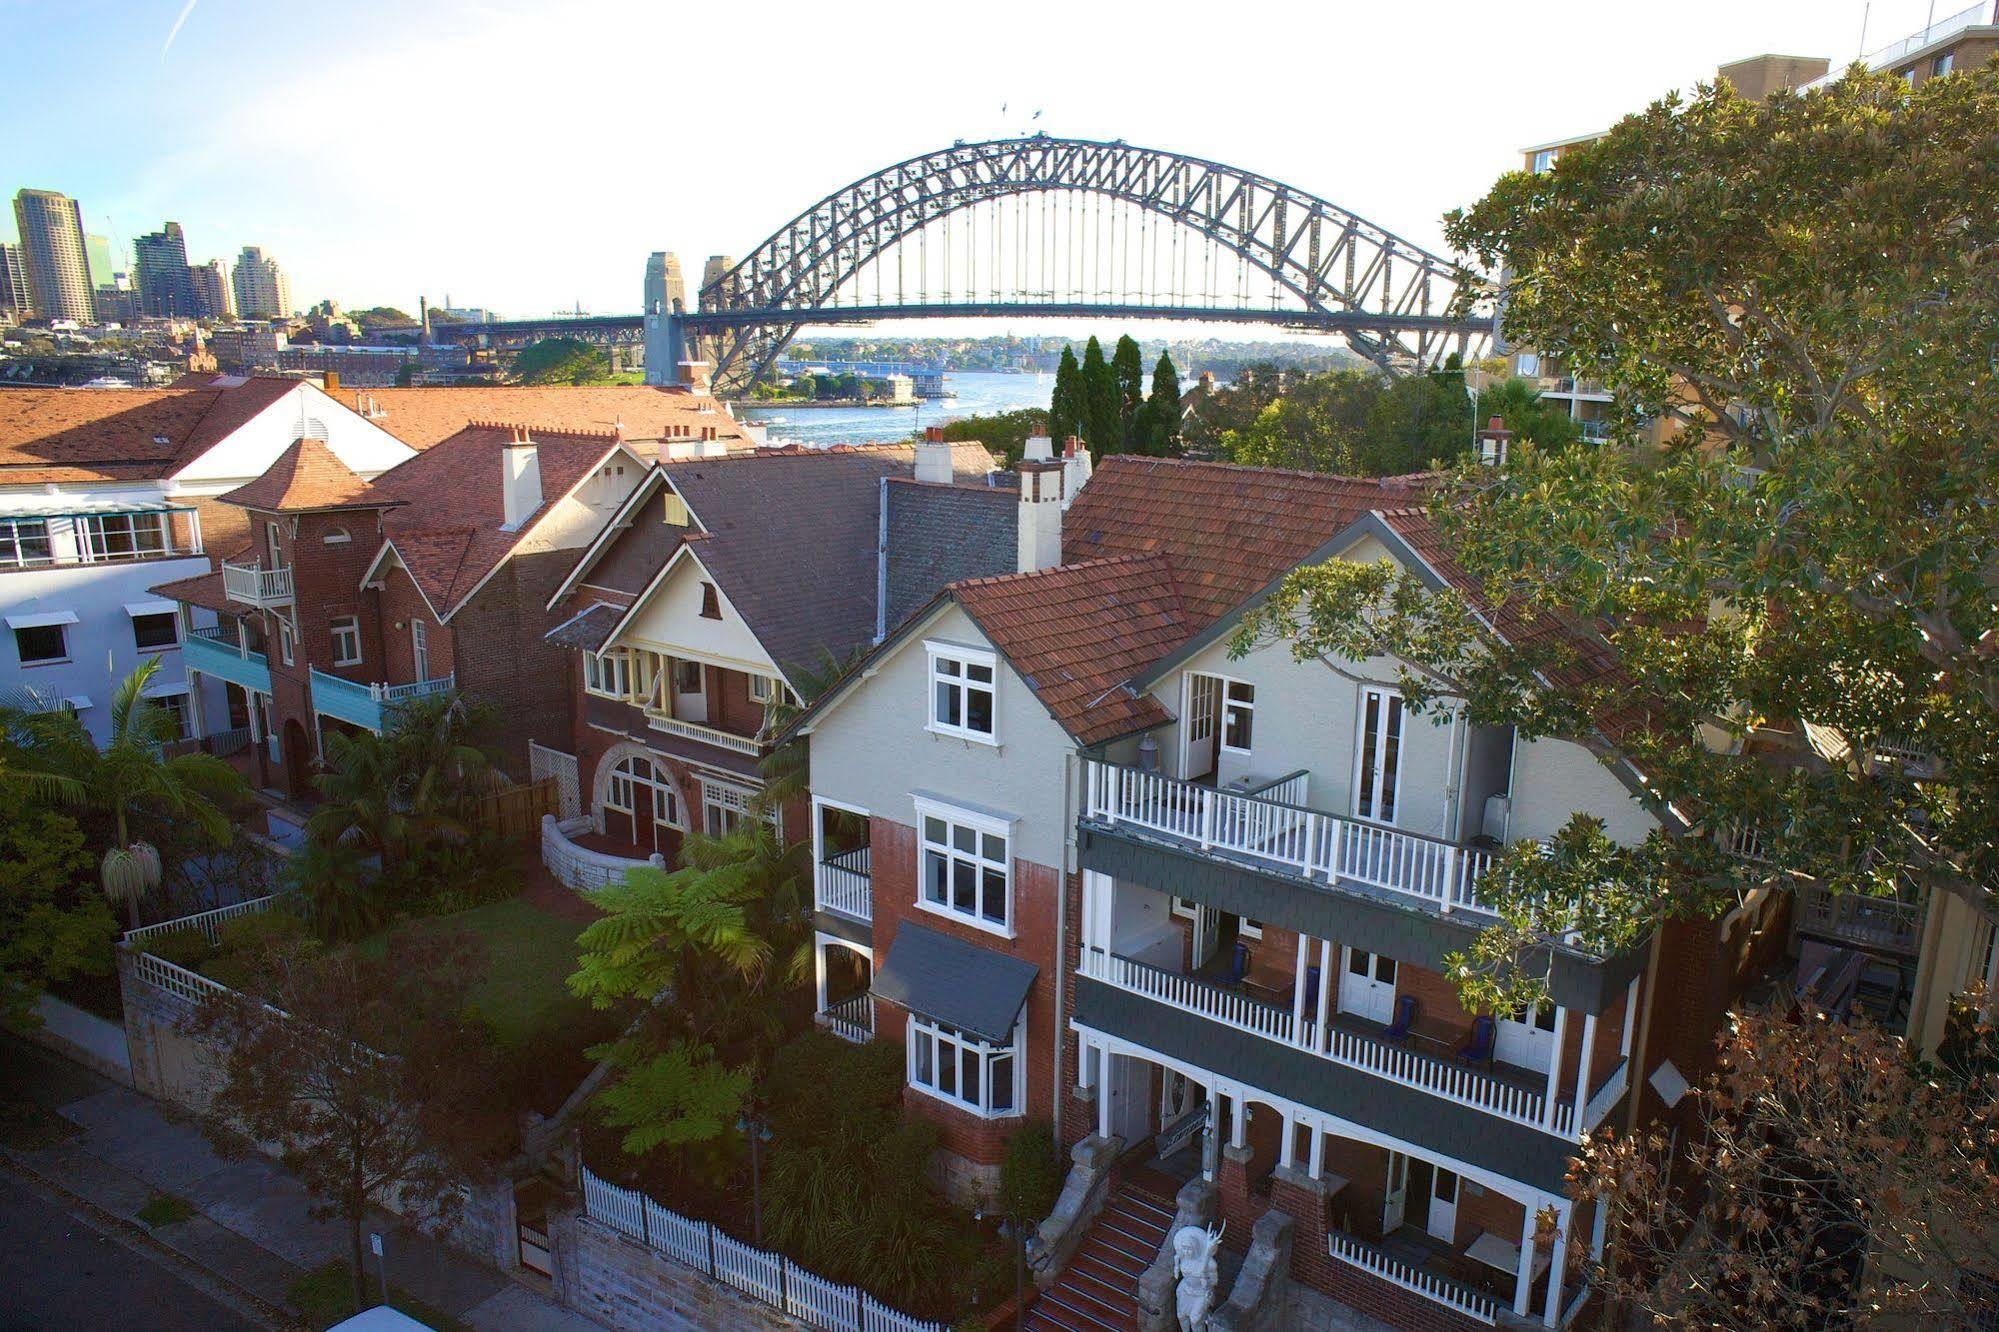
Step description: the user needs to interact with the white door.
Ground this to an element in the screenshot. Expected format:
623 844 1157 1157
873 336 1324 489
1105 1051 1150 1145
1191 903 1223 971
1339 946 1397 1024
1353 687 1405 824
1182 673 1220 781
411 619 429 680
1426 1166 1459 1243
1383 1151 1410 1233
671 657 707 723
1496 1000 1559 1072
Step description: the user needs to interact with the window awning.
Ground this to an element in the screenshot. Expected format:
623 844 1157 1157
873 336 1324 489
141 679 188 699
5 610 80 629
124 600 178 618
63 695 92 711
873 920 1037 1046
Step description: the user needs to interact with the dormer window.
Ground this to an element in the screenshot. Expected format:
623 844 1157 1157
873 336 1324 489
698 581 721 619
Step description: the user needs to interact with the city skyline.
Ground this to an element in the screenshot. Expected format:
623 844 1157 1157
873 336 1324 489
5 0 1931 323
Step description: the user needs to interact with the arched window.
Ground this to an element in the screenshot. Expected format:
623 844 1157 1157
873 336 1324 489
323 526 351 545
604 754 681 852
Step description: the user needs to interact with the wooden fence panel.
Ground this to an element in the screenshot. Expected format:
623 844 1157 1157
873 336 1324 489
474 778 560 842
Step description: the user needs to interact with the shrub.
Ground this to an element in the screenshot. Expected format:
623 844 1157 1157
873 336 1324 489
206 908 314 993
998 1123 1060 1223
139 926 211 970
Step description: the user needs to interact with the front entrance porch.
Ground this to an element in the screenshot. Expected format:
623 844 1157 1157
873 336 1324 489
815 933 875 1042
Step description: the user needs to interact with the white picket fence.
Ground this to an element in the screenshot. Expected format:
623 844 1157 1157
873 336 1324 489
580 1167 946 1332
124 892 286 946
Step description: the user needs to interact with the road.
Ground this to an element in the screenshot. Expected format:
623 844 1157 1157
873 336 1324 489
0 1172 265 1331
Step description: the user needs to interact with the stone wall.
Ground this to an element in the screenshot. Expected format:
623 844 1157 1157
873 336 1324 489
550 1209 807 1332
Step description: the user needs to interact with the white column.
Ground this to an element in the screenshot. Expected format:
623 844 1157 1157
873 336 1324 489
1291 933 1311 1045
1542 1005 1569 1131
1230 1093 1247 1150
1315 938 1333 1053
1204 1083 1221 1180
1572 1010 1600 1132
1543 1203 1571 1327
1307 1123 1325 1179
1098 1048 1114 1139
186 670 207 741
1277 1109 1295 1170
813 939 829 1014
1621 975 1640 1058
1513 1198 1540 1316
1590 1199 1607 1261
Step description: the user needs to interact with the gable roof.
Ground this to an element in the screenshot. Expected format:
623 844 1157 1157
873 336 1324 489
342 385 754 452
879 478 1017 640
217 436 387 513
0 377 300 484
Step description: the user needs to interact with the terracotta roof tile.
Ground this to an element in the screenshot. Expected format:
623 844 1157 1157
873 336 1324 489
347 385 755 452
0 377 298 483
147 569 233 616
217 436 385 513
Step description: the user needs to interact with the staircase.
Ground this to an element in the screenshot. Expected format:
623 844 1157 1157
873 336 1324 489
1025 1183 1176 1332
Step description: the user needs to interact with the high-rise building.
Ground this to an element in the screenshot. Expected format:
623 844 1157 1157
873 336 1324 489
85 233 116 288
0 242 30 316
231 245 291 318
12 189 97 322
134 221 198 318
187 259 233 320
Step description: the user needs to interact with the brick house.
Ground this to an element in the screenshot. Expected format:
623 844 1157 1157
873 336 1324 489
784 446 1789 1328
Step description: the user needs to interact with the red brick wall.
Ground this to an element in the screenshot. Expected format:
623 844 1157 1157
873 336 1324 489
870 815 1061 1170
376 566 453 684
446 547 578 777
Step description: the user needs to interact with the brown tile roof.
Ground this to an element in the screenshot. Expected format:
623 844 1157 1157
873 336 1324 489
148 569 234 616
953 554 1190 746
217 437 387 513
345 386 754 452
0 377 298 483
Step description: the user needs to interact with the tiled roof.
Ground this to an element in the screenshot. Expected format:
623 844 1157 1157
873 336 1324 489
1060 457 1432 627
953 554 1190 746
367 422 623 615
545 602 623 652
148 569 233 616
345 386 754 452
217 437 386 513
0 377 298 484
880 479 1017 638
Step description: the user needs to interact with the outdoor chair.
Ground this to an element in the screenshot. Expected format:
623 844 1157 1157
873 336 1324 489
1384 994 1418 1044
1456 1014 1497 1066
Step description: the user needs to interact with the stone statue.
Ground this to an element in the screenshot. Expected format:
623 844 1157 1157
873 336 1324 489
1171 1221 1224 1331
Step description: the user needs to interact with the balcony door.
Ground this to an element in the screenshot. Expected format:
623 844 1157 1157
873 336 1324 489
1497 1000 1559 1073
671 657 707 724
1353 686 1404 825
1426 1166 1459 1243
1339 946 1397 1024
1181 673 1221 782
1382 1151 1410 1233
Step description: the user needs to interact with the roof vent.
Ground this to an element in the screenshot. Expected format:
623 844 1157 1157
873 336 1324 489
151 434 170 445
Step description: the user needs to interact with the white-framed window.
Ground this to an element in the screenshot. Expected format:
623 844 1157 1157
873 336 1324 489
1221 680 1255 753
672 657 704 694
1171 896 1198 920
330 616 362 666
324 526 352 545
1531 148 1558 174
607 755 682 830
748 673 775 704
1514 351 1540 379
915 797 1012 934
79 513 168 561
132 612 179 652
1934 52 1955 77
153 690 190 740
267 521 284 566
927 642 996 742
585 649 631 699
277 617 295 666
0 518 53 568
1354 686 1404 823
907 1016 1021 1117
701 778 772 838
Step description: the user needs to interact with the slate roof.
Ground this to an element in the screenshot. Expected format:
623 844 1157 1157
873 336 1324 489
217 437 388 513
873 919 1038 1045
147 569 234 616
546 602 623 652
345 385 754 452
879 478 1017 638
0 377 299 484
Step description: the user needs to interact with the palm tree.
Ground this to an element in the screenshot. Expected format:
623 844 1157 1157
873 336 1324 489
306 690 493 868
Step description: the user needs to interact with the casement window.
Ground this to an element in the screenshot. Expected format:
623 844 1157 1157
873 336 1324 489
277 618 295 666
1354 686 1405 823
79 513 168 561
701 778 772 838
927 643 996 742
907 1016 1021 1117
1221 680 1255 753
0 518 52 568
13 622 68 665
916 797 1011 934
584 649 631 699
132 612 179 652
330 616 362 666
154 691 190 740
747 674 775 705
698 581 721 619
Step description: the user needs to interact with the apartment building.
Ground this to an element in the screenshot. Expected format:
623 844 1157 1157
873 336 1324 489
12 189 96 323
534 432 1016 891
784 446 1786 1330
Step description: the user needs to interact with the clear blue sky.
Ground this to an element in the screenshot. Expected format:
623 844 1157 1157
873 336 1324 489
1 0 1939 322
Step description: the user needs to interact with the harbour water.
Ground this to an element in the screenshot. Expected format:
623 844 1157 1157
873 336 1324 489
734 371 1050 447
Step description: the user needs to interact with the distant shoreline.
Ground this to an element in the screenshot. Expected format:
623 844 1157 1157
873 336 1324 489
731 398 933 411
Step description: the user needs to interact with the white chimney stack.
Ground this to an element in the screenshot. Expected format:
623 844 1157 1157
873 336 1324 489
915 425 954 484
1061 435 1092 509
1022 432 1054 462
1017 458 1064 573
502 425 542 531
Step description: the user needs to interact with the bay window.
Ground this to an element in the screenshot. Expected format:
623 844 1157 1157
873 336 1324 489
907 1016 1020 1117
585 649 631 699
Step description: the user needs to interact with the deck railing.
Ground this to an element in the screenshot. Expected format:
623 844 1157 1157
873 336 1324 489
1326 1230 1500 1326
1079 949 1570 1136
816 845 872 923
124 892 285 946
1084 760 1493 913
220 559 293 606
309 668 455 733
821 992 875 1044
645 711 762 756
1795 883 1926 954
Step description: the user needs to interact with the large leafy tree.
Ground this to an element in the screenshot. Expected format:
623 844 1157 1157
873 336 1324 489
1111 334 1145 447
1238 66 1999 1002
0 805 114 1029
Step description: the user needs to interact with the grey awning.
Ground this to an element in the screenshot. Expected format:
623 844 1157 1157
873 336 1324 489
874 920 1037 1045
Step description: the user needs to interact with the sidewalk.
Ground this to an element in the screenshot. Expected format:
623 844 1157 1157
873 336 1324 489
2 1035 603 1332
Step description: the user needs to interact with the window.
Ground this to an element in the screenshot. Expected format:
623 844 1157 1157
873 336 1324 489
748 674 774 705
1934 52 1955 77
661 492 689 526
324 526 352 545
1355 686 1405 823
1531 149 1558 174
585 649 631 699
698 581 721 619
267 521 284 566
13 623 67 665
79 513 168 561
1346 948 1396 985
1512 999 1558 1033
928 644 996 741
672 657 704 694
1221 680 1255 752
701 778 770 838
154 691 189 740
907 1016 1020 1117
330 616 362 666
1514 352 1540 379
0 518 52 568
917 799 1011 933
607 756 682 829
277 618 295 666
410 618 428 678
132 612 179 652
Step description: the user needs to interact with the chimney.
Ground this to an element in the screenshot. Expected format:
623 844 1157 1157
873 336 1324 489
915 425 954 484
1022 431 1054 462
502 425 543 530
1017 458 1064 572
1475 415 1513 467
323 370 341 394
1061 435 1093 507
678 357 712 395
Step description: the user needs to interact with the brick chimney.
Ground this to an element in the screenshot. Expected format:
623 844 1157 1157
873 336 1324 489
678 357 712 395
1017 457 1064 572
1061 435 1092 508
1475 415 1513 467
915 425 954 484
501 425 542 531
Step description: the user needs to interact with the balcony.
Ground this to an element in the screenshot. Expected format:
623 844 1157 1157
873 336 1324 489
1795 883 1925 956
309 667 455 734
220 559 294 608
819 992 875 1043
815 845 872 924
643 710 762 756
1083 760 1493 917
182 626 271 695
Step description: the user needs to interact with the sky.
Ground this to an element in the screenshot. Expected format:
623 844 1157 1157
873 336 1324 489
0 0 1947 331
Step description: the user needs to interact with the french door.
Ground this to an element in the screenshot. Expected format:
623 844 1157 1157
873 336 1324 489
1354 686 1404 823
1427 1166 1459 1242
1383 1151 1410 1232
1182 673 1220 781
1496 1000 1559 1072
1339 946 1397 1024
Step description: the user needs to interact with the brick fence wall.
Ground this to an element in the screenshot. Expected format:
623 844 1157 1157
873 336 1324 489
550 1210 806 1332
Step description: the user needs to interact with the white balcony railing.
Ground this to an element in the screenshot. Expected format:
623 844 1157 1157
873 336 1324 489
1084 760 1493 914
815 845 871 923
1327 1230 1500 1326
1796 882 1926 954
820 992 875 1044
1079 948 1573 1137
220 559 294 606
645 711 762 756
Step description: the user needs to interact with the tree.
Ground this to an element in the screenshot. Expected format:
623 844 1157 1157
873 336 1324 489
193 933 510 1312
512 337 610 385
909 408 1048 470
1080 336 1120 462
1048 346 1083 445
1140 351 1182 456
0 804 115 1030
1111 335 1144 448
1575 1006 1999 1328
1239 67 1999 1001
